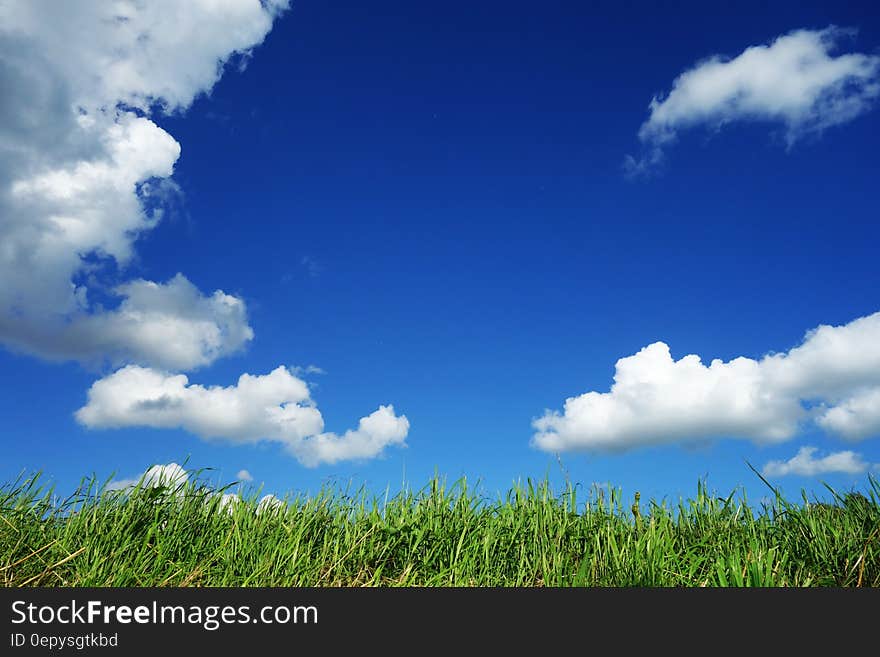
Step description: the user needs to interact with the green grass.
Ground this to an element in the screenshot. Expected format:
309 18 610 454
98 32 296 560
2 470 878 587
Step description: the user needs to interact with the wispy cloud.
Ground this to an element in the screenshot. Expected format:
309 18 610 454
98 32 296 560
301 255 323 278
292 365 326 377
762 446 872 477
625 26 880 174
533 311 880 453
236 469 254 482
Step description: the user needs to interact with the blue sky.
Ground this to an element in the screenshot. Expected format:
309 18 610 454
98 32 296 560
2 0 879 507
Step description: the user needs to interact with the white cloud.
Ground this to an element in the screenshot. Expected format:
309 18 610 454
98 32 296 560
236 469 254 482
292 365 326 377
816 387 880 441
1 273 254 370
76 365 410 467
533 342 799 452
76 365 320 440
626 26 880 173
109 464 277 514
761 312 880 400
107 461 188 491
762 446 872 477
301 255 322 278
256 494 284 515
142 462 188 489
217 492 242 515
0 0 287 367
105 477 142 492
292 404 411 467
4 1 410 467
0 0 289 115
533 311 880 453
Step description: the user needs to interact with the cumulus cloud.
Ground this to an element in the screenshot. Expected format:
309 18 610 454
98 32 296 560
532 311 880 453
107 462 188 491
1 274 254 370
236 469 254 482
3 1 410 466
0 0 289 115
762 446 872 477
816 387 880 441
293 404 411 467
217 492 242 515
626 26 880 174
108 464 285 515
534 342 798 452
256 494 284 515
76 365 410 467
0 0 288 367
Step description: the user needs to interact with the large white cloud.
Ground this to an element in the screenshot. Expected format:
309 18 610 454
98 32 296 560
0 0 288 367
3 2 410 467
626 27 880 173
0 0 289 114
762 446 873 478
76 365 410 467
1 274 254 370
532 311 880 453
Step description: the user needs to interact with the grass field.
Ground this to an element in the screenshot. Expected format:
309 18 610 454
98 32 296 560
2 469 878 587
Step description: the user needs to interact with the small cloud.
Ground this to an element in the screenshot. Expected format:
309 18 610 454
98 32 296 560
204 110 231 125
762 446 872 477
280 257 324 284
215 492 241 515
143 463 188 488
107 462 188 492
301 255 323 278
292 364 325 377
109 466 286 516
105 477 141 491
622 147 665 180
256 494 284 515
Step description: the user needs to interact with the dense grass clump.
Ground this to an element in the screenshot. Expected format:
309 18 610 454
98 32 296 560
1 471 878 586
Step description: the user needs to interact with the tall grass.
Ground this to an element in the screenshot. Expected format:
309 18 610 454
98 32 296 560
1 471 878 586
